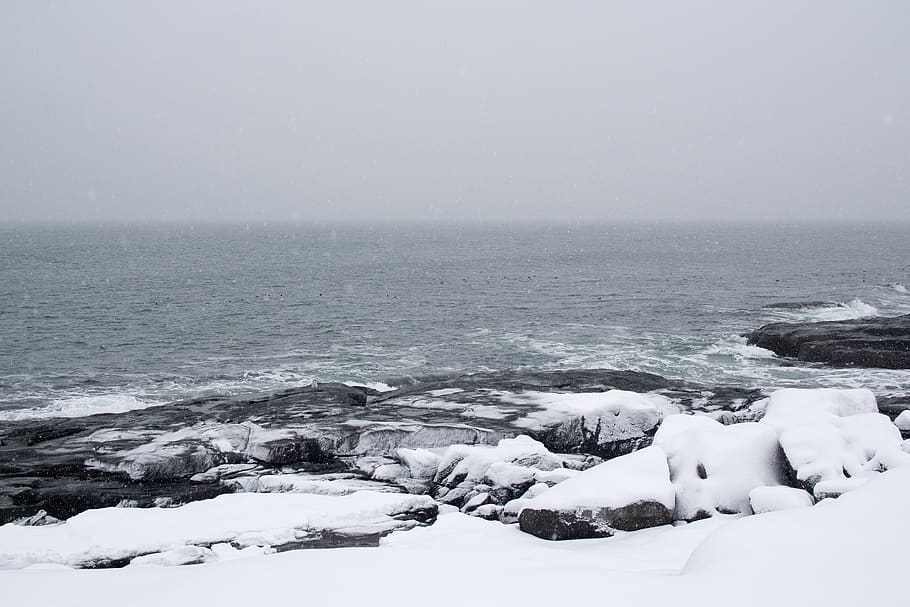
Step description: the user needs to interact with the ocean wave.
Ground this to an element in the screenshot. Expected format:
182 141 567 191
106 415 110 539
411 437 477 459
704 336 777 360
0 394 164 421
771 299 879 322
890 283 908 294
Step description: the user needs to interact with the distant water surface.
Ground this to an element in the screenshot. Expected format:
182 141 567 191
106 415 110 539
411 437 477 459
2 223 909 419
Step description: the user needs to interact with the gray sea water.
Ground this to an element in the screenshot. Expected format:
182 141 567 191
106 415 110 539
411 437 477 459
2 223 909 420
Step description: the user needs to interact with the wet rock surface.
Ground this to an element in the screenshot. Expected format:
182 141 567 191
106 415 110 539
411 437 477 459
0 369 766 524
747 314 910 369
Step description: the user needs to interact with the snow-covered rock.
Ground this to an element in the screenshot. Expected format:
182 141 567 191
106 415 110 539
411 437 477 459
748 486 814 514
654 414 785 520
759 388 910 498
127 543 274 567
396 448 441 480
84 422 337 481
234 472 403 496
339 421 508 455
518 446 675 540
894 410 910 432
505 390 677 458
431 436 595 508
0 491 437 570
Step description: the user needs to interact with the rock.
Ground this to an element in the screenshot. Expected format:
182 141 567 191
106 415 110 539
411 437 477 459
749 486 814 514
763 301 837 309
654 414 786 520
11 509 62 527
462 492 492 512
431 436 593 508
233 472 403 496
518 446 675 540
395 448 441 480
0 369 774 524
0 491 438 570
746 314 910 369
895 410 910 433
500 483 551 524
470 504 503 520
759 388 910 498
507 390 676 459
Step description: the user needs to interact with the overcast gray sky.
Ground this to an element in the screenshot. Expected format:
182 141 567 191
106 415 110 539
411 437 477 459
1 1 908 223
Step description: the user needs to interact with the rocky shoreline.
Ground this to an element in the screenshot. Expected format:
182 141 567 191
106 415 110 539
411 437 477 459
2 316 910 568
0 369 768 526
747 313 910 369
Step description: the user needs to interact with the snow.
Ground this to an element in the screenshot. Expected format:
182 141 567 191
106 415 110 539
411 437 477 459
506 390 676 437
4 467 908 607
760 388 879 429
126 544 274 567
654 414 784 519
395 447 441 479
759 388 910 497
343 420 503 454
0 491 435 570
683 466 910 585
461 404 511 419
237 473 402 495
748 486 814 514
894 410 910 431
434 436 566 487
83 422 328 480
483 461 537 490
526 446 674 511
427 388 465 397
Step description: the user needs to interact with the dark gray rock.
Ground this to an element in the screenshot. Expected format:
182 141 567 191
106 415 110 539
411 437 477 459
518 501 673 540
763 301 836 310
747 314 910 369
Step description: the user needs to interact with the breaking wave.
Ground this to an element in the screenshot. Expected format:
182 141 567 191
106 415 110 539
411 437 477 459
772 299 879 322
0 394 164 421
703 336 777 360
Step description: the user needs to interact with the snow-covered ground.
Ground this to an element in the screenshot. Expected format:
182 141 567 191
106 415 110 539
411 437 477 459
1 466 907 606
2 386 908 606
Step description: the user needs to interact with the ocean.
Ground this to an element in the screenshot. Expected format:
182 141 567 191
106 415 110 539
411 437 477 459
2 222 909 420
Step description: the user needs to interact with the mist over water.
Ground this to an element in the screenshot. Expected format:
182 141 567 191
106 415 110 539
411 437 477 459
2 222 909 419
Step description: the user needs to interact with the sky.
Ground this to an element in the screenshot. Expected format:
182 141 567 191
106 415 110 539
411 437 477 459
1 1 909 224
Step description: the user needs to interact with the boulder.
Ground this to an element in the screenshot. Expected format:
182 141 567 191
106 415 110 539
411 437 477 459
759 388 910 498
894 410 910 434
431 436 595 507
654 414 786 520
518 446 674 540
749 486 814 514
508 390 676 459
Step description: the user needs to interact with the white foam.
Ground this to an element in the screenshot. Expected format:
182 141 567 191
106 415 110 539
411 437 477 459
890 283 908 294
776 299 879 322
704 335 776 360
344 381 397 393
0 394 164 421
